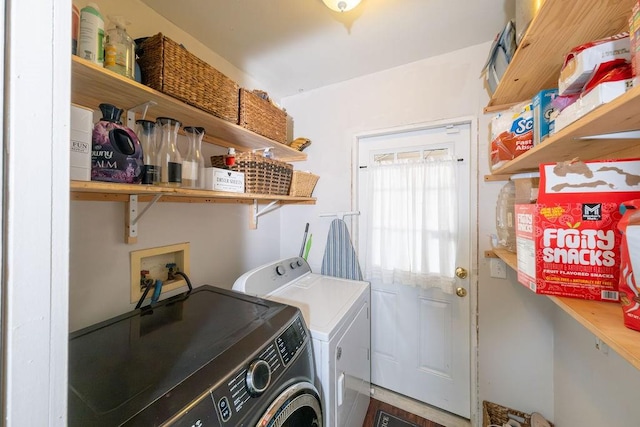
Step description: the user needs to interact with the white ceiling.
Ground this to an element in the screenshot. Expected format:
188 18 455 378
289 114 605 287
140 0 513 100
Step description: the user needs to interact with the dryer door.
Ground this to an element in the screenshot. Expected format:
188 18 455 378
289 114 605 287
256 381 322 427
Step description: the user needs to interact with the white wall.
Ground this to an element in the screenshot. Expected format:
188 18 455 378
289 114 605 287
280 41 640 426
68 0 280 332
553 307 640 426
74 0 262 89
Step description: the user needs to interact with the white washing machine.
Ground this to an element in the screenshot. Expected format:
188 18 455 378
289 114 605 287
233 256 370 427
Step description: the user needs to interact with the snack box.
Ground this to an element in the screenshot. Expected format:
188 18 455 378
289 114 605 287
204 167 244 193
558 33 630 95
516 159 640 301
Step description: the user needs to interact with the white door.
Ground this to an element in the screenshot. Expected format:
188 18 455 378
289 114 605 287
357 121 471 418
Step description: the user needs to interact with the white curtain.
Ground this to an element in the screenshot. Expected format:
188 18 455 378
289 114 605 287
364 155 458 293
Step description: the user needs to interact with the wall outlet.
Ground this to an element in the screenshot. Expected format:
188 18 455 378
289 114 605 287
130 242 190 304
489 258 507 279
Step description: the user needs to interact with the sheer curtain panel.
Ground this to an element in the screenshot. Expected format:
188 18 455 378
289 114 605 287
364 155 458 293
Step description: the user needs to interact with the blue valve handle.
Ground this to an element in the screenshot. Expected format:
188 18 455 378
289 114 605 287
151 279 163 303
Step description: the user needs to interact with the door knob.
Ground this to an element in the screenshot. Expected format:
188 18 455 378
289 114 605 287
455 267 468 279
456 287 468 297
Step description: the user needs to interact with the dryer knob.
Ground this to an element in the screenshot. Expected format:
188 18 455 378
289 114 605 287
290 262 297 269
246 359 271 397
276 265 285 276
296 259 303 267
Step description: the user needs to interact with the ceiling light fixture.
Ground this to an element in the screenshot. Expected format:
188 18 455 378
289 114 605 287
322 0 361 12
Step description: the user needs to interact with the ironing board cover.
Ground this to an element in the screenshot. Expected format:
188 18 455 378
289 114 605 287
321 218 363 281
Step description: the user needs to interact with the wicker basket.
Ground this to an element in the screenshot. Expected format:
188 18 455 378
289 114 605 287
138 33 239 123
289 171 319 197
239 89 287 144
483 401 553 427
211 152 293 195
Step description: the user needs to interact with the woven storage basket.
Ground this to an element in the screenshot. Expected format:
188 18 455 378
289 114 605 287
138 33 239 123
483 401 553 427
289 171 319 197
239 89 287 144
211 152 293 195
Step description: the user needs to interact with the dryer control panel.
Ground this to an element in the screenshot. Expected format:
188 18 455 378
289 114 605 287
233 257 312 297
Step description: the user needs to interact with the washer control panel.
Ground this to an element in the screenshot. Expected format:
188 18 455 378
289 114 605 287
209 315 308 424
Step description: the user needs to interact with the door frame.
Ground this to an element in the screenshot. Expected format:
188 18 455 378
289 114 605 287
350 116 479 425
2 0 70 424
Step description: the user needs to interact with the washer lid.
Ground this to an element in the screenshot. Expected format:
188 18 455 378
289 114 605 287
266 273 369 342
68 285 284 426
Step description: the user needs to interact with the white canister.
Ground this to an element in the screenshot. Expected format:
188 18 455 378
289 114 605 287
78 3 105 65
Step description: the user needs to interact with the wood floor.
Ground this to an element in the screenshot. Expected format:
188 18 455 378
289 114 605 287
362 398 446 427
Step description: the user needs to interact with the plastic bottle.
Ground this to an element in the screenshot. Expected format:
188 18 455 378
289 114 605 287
72 4 80 55
104 16 136 80
495 180 517 252
135 120 159 185
78 3 105 65
182 127 205 189
225 147 236 167
156 117 182 187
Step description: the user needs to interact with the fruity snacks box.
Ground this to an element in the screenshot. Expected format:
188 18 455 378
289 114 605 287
515 159 640 301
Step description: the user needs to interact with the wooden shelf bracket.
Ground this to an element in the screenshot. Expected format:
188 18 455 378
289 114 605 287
250 199 281 230
126 194 163 243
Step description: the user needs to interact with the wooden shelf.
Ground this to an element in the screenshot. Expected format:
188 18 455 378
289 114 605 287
486 0 635 111
484 0 640 177
71 56 306 162
70 180 316 205
491 84 640 175
491 249 640 371
491 248 517 270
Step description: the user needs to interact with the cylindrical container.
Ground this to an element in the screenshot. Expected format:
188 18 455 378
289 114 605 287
135 120 159 185
496 180 516 252
225 147 236 167
72 4 80 55
77 2 105 65
104 16 136 80
182 126 206 189
156 117 182 187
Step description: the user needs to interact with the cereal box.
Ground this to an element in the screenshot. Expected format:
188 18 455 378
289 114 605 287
515 159 640 301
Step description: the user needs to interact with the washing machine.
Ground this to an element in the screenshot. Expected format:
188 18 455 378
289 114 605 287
68 285 322 426
233 256 370 427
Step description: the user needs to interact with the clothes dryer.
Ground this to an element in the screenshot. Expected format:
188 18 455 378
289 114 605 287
233 256 370 427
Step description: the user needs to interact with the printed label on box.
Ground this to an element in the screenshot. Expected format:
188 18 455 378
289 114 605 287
516 203 622 301
515 159 640 301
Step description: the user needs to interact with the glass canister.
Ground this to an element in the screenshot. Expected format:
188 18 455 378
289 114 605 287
156 117 182 187
182 126 206 189
495 180 517 252
135 119 159 185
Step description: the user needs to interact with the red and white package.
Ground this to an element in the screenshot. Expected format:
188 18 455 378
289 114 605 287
582 62 633 95
489 102 533 171
617 199 640 331
558 32 630 95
